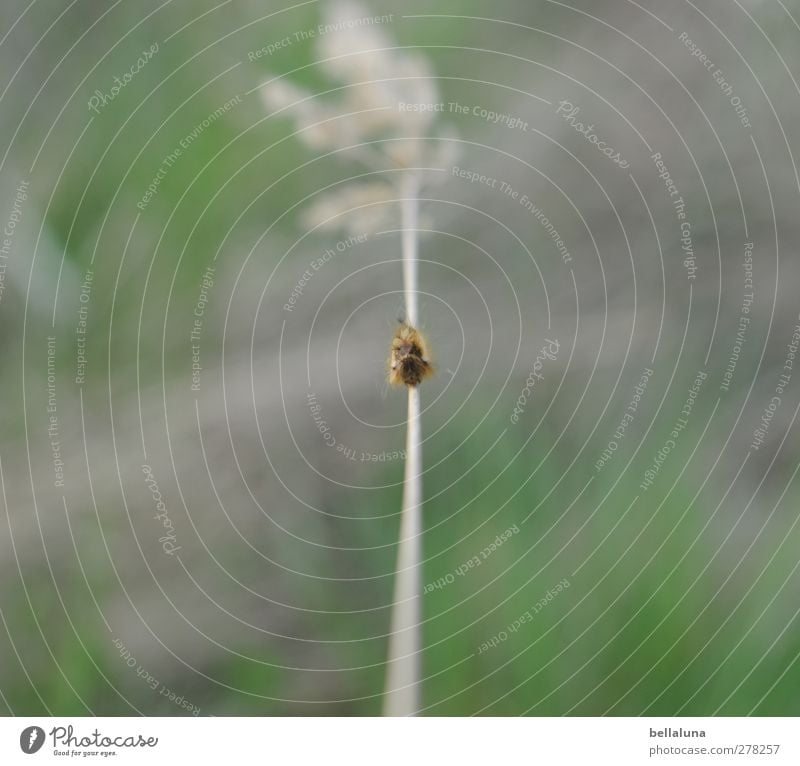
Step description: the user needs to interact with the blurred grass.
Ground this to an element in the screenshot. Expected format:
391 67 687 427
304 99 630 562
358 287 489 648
1 0 799 717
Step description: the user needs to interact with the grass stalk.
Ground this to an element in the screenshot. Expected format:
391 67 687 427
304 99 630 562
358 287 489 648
383 171 423 715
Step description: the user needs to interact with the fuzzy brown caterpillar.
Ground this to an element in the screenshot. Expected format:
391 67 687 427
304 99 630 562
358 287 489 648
388 323 433 387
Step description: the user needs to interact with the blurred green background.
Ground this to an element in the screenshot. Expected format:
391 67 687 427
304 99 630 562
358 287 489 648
1 0 799 716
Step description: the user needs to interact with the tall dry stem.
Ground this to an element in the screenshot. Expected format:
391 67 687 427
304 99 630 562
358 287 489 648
383 172 423 715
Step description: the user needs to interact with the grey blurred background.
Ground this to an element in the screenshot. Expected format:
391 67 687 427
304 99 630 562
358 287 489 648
0 0 799 715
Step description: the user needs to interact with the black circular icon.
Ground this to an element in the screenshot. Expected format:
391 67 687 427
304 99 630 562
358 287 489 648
19 726 45 754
